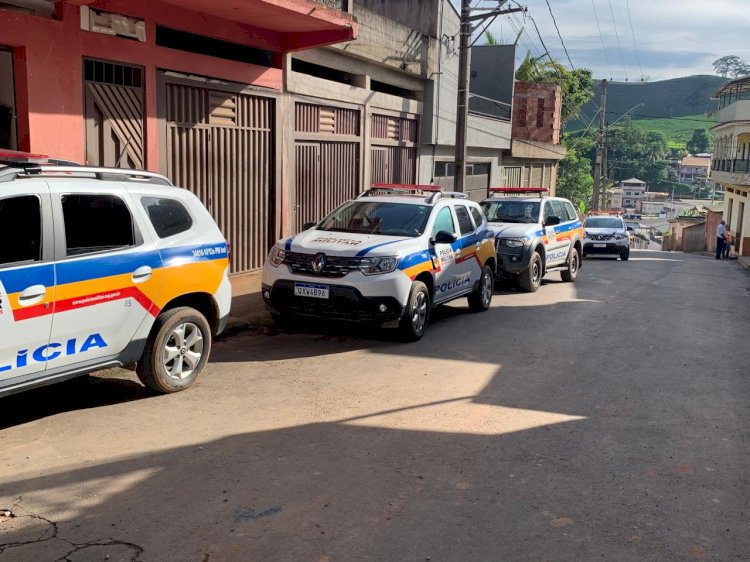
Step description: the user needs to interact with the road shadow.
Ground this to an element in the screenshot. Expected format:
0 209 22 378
0 371 151 430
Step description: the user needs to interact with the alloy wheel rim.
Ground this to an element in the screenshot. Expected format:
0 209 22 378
162 322 204 380
481 271 492 306
532 260 541 285
571 253 578 273
412 291 428 332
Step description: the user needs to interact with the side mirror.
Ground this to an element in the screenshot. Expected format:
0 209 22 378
544 216 561 226
626 226 634 232
302 221 317 230
432 230 457 244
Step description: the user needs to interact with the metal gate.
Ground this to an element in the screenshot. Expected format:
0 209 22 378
294 142 359 231
161 75 275 273
293 102 360 232
84 59 144 168
370 113 418 185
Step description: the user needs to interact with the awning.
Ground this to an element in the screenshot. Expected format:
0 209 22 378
66 0 358 52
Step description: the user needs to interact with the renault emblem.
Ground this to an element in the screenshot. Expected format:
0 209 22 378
311 252 327 273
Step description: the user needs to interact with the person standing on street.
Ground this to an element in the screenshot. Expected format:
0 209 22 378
724 227 733 258
716 220 726 259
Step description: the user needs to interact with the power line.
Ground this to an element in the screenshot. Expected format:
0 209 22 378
543 0 574 69
624 0 643 81
607 0 629 81
527 13 554 64
591 0 613 80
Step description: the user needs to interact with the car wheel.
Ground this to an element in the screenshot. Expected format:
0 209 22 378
137 307 211 393
518 251 542 292
560 247 579 282
468 265 494 312
620 249 630 261
398 281 430 342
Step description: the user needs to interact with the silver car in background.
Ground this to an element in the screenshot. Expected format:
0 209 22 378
582 215 633 261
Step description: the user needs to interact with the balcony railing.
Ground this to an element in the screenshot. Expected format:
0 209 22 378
712 159 750 173
468 93 511 122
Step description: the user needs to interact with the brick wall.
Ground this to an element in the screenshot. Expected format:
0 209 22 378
512 82 562 144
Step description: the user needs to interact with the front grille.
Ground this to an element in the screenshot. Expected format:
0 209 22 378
591 233 614 240
285 252 360 278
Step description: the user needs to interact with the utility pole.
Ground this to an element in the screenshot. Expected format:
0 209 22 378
454 0 526 192
454 0 472 194
592 79 607 211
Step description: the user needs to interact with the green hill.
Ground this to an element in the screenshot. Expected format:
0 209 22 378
569 75 727 128
566 75 727 149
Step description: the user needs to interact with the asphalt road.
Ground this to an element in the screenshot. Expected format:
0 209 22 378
1 250 749 561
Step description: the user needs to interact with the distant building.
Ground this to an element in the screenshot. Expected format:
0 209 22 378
619 178 647 209
711 75 750 257
678 156 712 184
609 187 623 210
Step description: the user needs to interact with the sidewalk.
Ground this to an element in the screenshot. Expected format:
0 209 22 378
225 272 273 334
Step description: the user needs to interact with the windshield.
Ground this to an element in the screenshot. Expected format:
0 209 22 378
481 200 540 223
585 217 624 229
317 201 431 237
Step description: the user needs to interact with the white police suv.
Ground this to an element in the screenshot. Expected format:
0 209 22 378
0 151 231 397
480 188 584 292
262 185 497 341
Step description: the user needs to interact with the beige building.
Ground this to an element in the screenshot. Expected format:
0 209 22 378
678 156 712 184
711 76 750 257
619 178 646 209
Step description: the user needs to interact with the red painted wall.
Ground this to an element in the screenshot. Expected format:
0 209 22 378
0 2 283 169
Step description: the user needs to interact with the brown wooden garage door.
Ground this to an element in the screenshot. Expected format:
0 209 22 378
160 74 275 274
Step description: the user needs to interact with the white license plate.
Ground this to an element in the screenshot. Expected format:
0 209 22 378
593 243 607 248
294 283 329 299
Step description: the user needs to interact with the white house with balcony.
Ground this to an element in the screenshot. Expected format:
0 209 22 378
711 76 750 258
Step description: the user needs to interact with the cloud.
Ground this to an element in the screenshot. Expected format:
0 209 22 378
468 0 750 81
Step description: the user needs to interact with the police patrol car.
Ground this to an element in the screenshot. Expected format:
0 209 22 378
481 188 583 292
0 151 231 397
262 184 497 341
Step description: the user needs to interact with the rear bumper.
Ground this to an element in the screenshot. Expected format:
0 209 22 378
263 282 404 323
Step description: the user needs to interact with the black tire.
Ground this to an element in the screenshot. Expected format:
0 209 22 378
137 307 211 394
620 249 630 261
468 265 494 312
560 247 580 282
519 251 543 292
398 281 430 342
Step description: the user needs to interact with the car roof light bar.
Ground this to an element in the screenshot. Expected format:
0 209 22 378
359 183 444 199
489 186 548 199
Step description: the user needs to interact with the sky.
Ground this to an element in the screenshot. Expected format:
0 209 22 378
456 0 750 82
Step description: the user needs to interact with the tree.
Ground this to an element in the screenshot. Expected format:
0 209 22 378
555 151 594 209
484 31 497 45
712 55 750 79
686 129 712 154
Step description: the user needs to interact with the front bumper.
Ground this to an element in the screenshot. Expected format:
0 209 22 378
583 239 628 255
263 281 404 323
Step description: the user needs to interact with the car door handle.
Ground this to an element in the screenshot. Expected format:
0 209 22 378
18 285 46 306
132 266 153 283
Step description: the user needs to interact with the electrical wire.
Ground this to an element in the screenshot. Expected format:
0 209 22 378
591 0 613 80
544 0 575 69
625 0 644 81
607 0 629 81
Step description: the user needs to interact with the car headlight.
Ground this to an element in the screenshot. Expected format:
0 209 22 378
358 256 398 275
584 230 592 238
267 246 286 267
503 238 526 248
614 232 627 240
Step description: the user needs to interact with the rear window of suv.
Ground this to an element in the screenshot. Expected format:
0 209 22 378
142 197 193 238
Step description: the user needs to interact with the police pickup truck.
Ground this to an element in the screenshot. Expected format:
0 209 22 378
480 188 583 292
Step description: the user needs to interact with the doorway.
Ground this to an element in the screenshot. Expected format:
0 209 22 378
0 48 17 150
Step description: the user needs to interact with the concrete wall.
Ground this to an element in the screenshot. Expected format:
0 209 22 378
0 50 17 149
332 2 429 78
354 0 439 37
715 99 750 124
